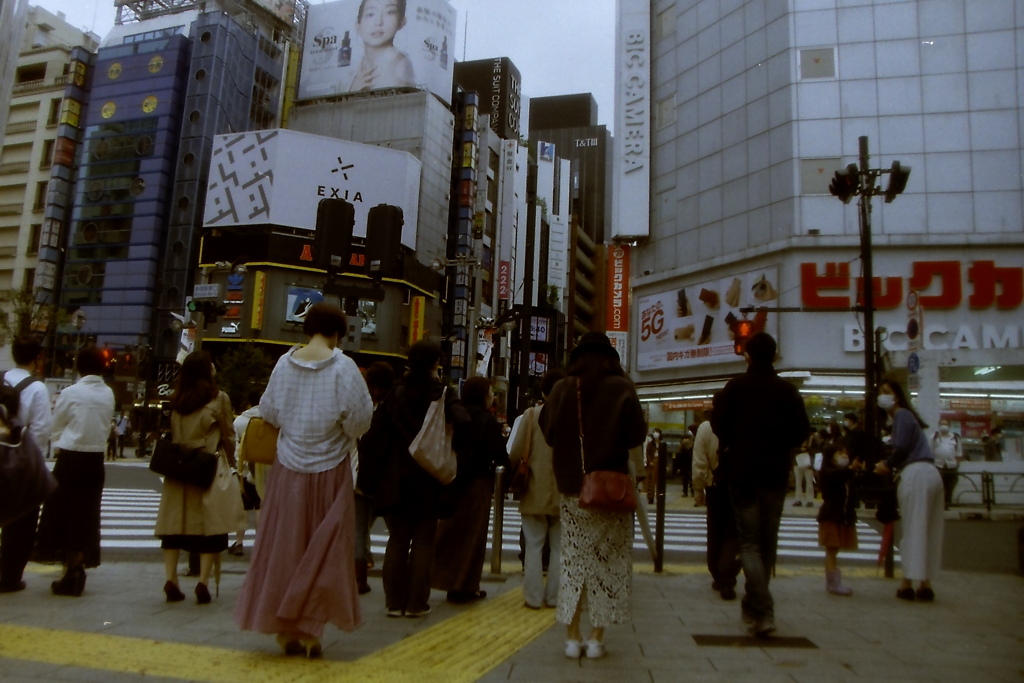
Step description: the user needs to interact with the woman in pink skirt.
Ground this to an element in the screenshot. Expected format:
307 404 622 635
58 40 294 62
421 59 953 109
233 303 374 657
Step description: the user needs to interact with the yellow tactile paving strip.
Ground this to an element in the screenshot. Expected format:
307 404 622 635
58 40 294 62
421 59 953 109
0 587 554 683
0 564 896 681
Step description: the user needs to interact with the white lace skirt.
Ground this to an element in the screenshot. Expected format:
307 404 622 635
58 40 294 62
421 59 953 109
556 495 633 627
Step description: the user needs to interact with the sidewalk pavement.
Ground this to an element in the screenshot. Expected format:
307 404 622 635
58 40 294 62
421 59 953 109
5 472 1021 682
2 553 1022 682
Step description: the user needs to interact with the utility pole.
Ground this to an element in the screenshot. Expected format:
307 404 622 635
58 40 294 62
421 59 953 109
829 136 911 580
829 135 911 465
857 136 878 465
516 161 538 417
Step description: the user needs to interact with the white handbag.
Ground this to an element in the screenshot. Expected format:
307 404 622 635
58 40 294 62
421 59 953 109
408 387 457 484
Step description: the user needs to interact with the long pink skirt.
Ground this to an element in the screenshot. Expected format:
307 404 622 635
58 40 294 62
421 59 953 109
233 459 361 638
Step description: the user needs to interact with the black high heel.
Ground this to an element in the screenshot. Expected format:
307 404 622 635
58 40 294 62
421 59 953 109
195 582 211 604
164 581 186 602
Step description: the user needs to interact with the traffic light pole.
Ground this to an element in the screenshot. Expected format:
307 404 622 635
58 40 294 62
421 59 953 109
857 136 879 469
829 135 909 468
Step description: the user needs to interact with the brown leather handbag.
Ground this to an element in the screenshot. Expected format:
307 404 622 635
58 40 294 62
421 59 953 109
575 380 636 513
242 417 279 465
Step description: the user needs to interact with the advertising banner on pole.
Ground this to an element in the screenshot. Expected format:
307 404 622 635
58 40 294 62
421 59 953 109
605 243 630 332
299 0 456 104
409 295 426 344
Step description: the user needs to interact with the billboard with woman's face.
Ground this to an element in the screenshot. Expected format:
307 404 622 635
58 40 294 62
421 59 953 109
299 0 456 104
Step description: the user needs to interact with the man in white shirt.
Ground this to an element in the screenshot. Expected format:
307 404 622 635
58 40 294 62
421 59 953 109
0 336 53 593
930 418 962 510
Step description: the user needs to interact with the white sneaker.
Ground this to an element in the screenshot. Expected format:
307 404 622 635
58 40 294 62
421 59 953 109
564 639 583 658
585 639 606 659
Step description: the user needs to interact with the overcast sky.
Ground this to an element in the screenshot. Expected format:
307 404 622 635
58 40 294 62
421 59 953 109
32 0 617 132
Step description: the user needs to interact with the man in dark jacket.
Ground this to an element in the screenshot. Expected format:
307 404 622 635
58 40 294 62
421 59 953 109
711 332 809 637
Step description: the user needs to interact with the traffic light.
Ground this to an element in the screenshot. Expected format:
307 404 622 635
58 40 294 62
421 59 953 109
731 318 754 356
884 160 910 203
314 198 355 273
100 346 115 378
115 351 136 379
828 163 860 204
187 300 229 325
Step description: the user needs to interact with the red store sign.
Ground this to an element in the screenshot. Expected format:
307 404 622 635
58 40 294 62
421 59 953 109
801 260 1022 310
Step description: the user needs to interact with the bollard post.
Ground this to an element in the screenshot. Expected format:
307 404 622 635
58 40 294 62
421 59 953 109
654 447 666 573
884 525 895 578
491 465 505 575
981 472 994 512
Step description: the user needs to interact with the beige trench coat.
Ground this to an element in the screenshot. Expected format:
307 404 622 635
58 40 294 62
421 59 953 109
508 406 561 517
154 392 245 538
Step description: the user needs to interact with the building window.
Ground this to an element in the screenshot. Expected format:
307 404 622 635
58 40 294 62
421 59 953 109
47 98 61 125
28 225 41 255
34 181 48 211
656 95 677 129
15 63 46 83
800 158 842 195
655 7 676 39
40 139 55 168
799 48 836 80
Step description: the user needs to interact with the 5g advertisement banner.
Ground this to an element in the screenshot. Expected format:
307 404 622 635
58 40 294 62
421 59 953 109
300 0 456 104
636 266 780 371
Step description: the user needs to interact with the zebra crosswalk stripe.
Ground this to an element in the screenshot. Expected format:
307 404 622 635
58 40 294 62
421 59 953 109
99 489 896 564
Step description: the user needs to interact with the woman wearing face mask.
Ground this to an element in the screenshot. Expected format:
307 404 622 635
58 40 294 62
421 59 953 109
873 374 944 602
930 419 962 510
816 444 863 595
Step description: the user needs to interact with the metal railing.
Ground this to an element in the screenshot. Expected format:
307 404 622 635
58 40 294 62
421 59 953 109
0 203 23 216
953 471 1024 512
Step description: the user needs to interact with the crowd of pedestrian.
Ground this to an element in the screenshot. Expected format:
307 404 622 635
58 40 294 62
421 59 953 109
1 324 954 660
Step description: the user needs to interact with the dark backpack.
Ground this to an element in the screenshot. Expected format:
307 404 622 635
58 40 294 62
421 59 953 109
0 371 53 527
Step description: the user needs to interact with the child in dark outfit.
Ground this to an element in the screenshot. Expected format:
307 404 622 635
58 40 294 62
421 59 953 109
817 444 863 595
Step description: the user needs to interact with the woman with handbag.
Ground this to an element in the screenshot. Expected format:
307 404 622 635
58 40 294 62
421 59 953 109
233 304 373 657
32 346 113 597
154 351 244 605
431 376 508 603
539 332 647 660
359 340 470 618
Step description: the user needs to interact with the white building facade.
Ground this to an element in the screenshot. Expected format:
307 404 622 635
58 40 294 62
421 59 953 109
622 0 1023 474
